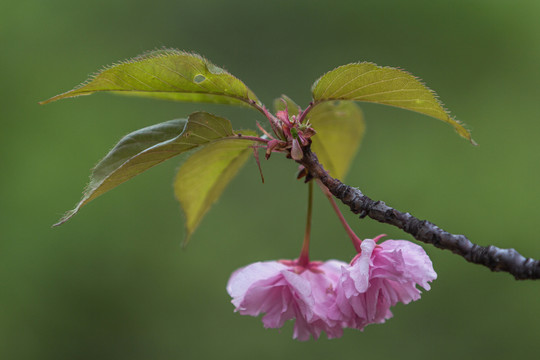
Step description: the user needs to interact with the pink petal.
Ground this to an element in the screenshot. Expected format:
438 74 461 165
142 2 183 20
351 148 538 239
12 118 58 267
227 259 348 341
334 237 437 331
349 239 376 293
227 261 287 307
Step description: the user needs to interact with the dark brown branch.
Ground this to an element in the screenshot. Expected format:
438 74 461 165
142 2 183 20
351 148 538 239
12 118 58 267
299 147 540 280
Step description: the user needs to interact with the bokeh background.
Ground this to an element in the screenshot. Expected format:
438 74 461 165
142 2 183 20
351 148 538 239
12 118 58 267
2 0 539 359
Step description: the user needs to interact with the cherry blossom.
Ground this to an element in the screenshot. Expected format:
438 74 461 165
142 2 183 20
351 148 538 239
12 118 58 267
333 235 437 330
227 259 347 341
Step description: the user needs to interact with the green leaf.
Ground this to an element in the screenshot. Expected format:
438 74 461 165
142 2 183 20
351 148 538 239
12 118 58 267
174 130 257 244
311 63 475 144
55 112 243 226
40 49 261 109
273 94 300 116
308 101 365 179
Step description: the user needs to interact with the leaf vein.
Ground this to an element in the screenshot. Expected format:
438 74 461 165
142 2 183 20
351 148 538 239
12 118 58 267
335 76 414 98
319 66 367 98
130 63 187 91
156 62 207 90
176 58 221 92
326 68 380 99
351 88 428 99
117 67 156 90
189 119 231 137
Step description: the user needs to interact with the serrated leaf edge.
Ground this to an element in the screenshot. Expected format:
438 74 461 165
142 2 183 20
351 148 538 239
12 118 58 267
311 62 476 144
40 48 262 107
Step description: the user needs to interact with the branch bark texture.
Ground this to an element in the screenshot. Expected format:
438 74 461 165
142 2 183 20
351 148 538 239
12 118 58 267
299 147 540 280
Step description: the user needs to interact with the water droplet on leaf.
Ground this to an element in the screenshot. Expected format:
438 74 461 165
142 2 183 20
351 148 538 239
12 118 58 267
194 74 206 84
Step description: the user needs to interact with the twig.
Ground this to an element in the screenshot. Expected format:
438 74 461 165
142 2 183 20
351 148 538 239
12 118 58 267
299 146 540 280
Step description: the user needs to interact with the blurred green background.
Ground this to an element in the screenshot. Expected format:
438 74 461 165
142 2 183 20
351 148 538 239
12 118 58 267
2 0 539 359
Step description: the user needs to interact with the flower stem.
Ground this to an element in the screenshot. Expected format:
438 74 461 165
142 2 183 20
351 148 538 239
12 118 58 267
298 180 314 267
316 179 362 252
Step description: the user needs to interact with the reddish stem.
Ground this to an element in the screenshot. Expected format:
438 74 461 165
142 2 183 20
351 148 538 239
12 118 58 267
248 99 270 119
297 101 315 124
298 181 314 267
316 179 362 252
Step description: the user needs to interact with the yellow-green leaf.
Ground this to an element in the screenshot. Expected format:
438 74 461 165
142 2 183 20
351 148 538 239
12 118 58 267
41 49 261 108
55 112 241 226
308 101 365 179
174 130 257 244
312 63 474 143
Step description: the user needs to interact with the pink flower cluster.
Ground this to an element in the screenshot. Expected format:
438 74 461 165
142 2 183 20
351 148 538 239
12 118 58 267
227 235 437 341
